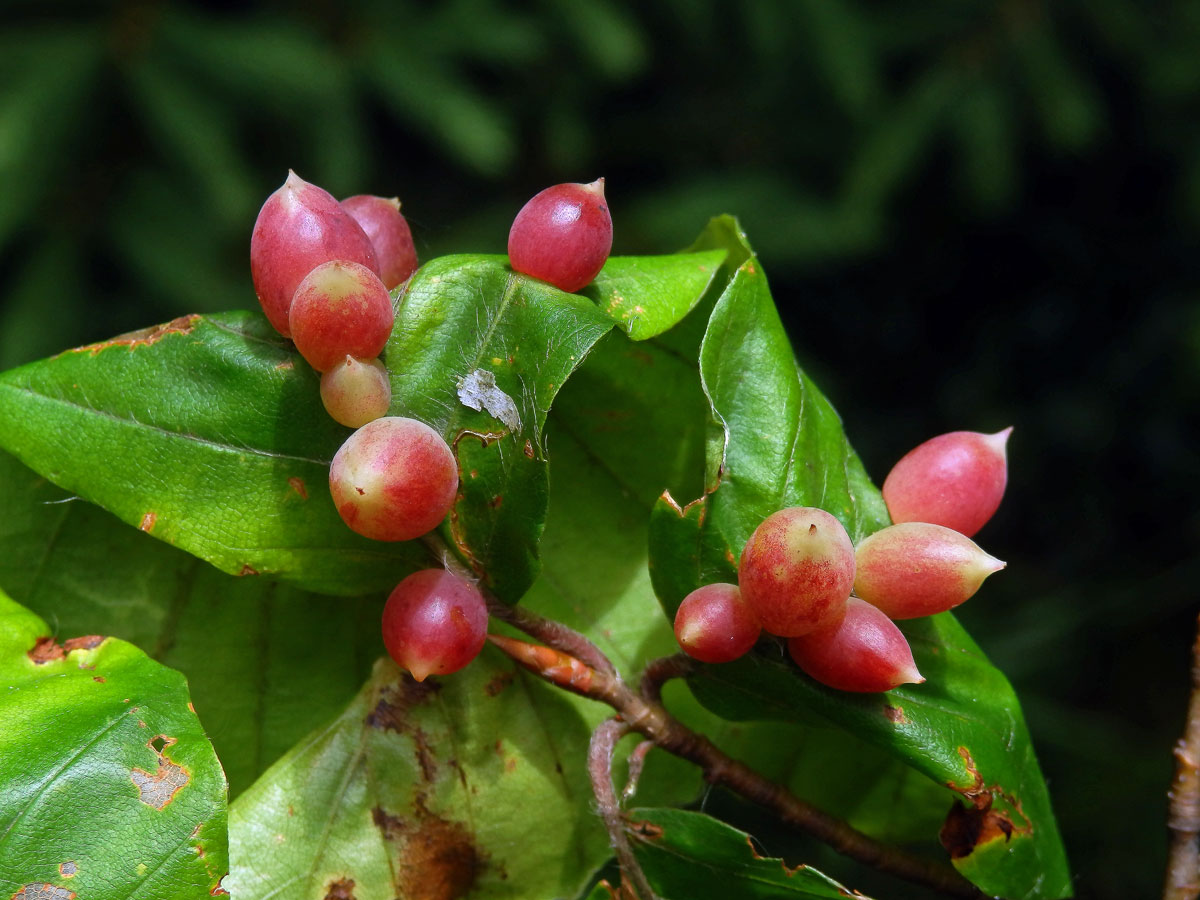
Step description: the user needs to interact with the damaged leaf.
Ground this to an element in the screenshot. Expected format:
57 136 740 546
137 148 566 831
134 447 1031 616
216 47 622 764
645 219 1070 899
0 311 433 596
385 251 719 602
226 654 608 900
0 590 227 899
625 807 870 898
0 448 387 799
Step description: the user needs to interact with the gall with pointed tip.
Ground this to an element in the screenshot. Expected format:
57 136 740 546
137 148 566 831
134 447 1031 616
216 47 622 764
738 506 856 637
508 179 613 293
882 428 1011 537
382 569 488 681
250 171 380 336
341 194 419 289
854 522 1005 619
787 597 923 693
674 583 761 663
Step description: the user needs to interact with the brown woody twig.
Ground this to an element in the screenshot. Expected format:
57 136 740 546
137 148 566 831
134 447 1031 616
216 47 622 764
639 652 695 704
487 622 983 900
1165 612 1200 900
589 718 658 900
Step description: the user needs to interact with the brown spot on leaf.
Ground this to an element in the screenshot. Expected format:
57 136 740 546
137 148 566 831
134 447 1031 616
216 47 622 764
523 439 534 459
210 880 230 896
238 564 259 577
93 676 106 683
139 511 157 532
883 704 907 724
65 314 200 356
366 678 441 732
288 477 308 499
484 671 513 697
275 359 294 371
373 802 483 900
367 680 442 783
413 728 438 784
940 796 1018 859
11 885 75 900
27 637 64 664
58 862 77 878
323 878 357 900
131 735 189 809
630 820 664 840
940 747 1032 858
488 494 502 509
27 634 104 664
64 635 103 652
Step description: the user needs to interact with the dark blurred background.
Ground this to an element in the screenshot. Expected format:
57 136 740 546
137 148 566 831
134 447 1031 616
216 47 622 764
1 1 1196 897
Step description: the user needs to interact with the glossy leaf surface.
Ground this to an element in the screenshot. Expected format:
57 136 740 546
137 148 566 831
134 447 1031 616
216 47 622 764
646 221 1070 898
626 807 870 899
0 312 432 596
0 250 720 605
0 449 385 799
0 590 227 899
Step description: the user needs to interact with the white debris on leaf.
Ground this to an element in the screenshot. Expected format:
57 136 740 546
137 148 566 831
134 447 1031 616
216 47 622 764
457 369 521 431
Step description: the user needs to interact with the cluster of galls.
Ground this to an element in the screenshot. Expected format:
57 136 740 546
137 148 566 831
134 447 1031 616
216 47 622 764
674 429 1011 693
249 172 612 681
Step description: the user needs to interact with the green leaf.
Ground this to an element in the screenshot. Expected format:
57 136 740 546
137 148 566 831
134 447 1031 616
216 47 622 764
581 879 618 900
587 250 725 340
0 590 227 899
226 654 608 900
0 251 721 606
0 448 385 799
674 706 949 845
222 235 739 893
626 807 870 899
384 255 615 601
646 231 1071 898
0 311 433 596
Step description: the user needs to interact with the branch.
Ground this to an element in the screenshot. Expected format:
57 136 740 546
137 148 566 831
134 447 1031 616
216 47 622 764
622 740 655 803
1165 612 1200 900
589 718 658 900
640 653 694 704
488 597 616 676
490 632 983 900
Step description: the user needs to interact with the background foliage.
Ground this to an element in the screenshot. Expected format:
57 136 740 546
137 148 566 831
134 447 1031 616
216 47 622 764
1 1 1197 897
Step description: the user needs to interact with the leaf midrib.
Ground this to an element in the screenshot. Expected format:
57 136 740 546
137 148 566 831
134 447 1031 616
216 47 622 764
0 381 330 467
